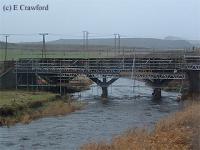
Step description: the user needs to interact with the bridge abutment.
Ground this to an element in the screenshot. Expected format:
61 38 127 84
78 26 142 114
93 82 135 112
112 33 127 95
187 71 200 93
90 77 118 99
184 71 200 100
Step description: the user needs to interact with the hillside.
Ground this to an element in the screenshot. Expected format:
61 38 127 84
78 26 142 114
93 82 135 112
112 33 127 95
0 38 193 51
48 38 192 49
189 40 200 47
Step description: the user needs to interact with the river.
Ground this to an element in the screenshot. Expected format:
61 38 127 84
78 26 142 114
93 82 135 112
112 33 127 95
0 78 180 150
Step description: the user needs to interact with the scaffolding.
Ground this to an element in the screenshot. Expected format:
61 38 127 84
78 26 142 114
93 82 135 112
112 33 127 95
14 54 200 93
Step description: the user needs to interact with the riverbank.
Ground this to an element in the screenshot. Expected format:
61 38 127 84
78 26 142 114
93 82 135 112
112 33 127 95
69 75 93 92
0 91 85 126
81 100 200 150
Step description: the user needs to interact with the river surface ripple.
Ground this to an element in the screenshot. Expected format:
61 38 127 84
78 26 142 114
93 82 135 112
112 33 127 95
0 78 180 150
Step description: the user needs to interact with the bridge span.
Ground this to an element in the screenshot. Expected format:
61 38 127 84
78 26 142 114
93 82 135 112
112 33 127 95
15 54 200 99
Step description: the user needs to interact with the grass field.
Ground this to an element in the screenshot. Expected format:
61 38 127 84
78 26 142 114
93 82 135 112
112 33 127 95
0 91 55 106
0 49 118 61
0 90 85 126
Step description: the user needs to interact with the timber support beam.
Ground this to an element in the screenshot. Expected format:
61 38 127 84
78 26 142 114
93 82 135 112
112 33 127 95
90 77 118 99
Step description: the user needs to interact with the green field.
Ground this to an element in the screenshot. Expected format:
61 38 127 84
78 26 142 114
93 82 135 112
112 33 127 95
0 90 56 107
0 49 118 61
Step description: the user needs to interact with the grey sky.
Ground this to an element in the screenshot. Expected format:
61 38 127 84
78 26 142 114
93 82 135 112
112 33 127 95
0 0 200 42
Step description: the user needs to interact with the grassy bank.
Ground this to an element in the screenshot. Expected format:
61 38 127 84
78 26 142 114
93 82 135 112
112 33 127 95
69 75 93 91
0 91 85 126
81 101 200 150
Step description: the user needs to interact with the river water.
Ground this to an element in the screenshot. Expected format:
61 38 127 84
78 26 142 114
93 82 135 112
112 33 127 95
0 78 180 150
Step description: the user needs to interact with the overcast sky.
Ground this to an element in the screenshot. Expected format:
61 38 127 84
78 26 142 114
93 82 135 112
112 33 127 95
0 0 200 42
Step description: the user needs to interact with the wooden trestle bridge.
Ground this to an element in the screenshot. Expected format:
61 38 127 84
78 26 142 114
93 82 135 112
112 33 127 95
15 53 200 99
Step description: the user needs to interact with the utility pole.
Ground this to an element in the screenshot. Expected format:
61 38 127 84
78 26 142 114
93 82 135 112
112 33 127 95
113 34 120 56
83 31 86 50
83 31 89 51
83 31 89 58
114 34 117 51
39 33 48 58
117 34 121 50
114 34 118 56
86 31 89 52
4 35 9 62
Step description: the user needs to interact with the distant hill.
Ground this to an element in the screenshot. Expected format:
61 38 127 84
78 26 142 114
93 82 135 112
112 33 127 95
189 40 200 47
48 38 192 49
164 36 185 41
0 41 5 47
0 41 16 47
0 38 193 51
164 36 200 47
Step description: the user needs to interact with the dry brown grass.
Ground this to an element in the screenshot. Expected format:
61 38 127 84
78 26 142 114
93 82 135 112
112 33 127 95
81 101 200 150
20 101 84 124
0 101 84 126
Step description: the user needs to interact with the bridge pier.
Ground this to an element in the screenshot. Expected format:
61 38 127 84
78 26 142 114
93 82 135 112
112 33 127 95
147 79 171 100
152 88 161 100
101 87 108 98
90 77 118 99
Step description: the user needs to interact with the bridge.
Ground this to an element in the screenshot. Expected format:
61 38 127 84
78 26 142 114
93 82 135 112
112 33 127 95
15 52 200 100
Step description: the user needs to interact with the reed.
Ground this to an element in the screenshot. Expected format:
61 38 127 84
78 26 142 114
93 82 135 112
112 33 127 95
81 101 200 150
